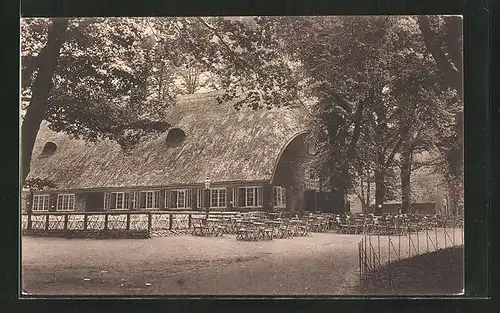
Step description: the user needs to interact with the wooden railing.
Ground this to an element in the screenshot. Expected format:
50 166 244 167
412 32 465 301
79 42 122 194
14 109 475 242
21 211 239 233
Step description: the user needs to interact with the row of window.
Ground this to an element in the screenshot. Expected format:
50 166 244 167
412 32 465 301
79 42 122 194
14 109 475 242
31 186 287 211
32 194 75 212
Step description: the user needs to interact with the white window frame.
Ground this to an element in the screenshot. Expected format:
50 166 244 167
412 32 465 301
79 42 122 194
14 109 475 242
170 189 189 209
56 194 75 212
209 188 227 209
32 194 50 212
238 186 263 208
305 167 320 190
197 189 204 208
273 186 286 209
104 192 128 210
138 190 159 210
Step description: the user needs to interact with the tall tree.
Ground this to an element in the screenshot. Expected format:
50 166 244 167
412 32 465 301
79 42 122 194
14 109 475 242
417 15 463 214
20 17 192 185
21 18 69 184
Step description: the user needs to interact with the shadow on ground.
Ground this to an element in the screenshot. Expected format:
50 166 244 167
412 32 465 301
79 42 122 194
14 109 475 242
356 246 464 296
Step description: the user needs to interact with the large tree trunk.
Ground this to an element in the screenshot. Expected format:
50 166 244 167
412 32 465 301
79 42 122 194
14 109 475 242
400 143 412 214
21 19 69 185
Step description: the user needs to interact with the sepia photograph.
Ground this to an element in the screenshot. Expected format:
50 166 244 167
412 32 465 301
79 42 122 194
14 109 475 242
20 15 464 296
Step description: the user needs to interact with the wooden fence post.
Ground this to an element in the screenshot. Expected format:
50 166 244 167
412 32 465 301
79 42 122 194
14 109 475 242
377 235 381 267
388 235 391 264
104 213 109 231
148 212 152 233
358 241 361 279
126 213 131 230
364 236 367 273
84 214 88 230
169 214 173 230
64 214 68 230
45 214 49 231
27 213 32 230
188 214 192 229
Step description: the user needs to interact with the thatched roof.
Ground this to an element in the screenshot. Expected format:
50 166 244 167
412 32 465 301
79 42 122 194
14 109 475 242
27 92 310 191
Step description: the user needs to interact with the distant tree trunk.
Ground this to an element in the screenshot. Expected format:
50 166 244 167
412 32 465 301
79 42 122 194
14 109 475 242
21 18 69 185
374 171 385 214
367 176 371 212
400 143 412 214
374 151 386 214
446 178 459 215
340 95 365 211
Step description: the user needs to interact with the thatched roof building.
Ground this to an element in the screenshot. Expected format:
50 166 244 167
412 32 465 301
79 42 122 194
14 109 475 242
27 92 310 192
26 92 350 213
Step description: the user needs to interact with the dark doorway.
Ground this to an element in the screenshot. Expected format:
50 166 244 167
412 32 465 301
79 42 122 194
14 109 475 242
85 192 104 211
304 190 345 213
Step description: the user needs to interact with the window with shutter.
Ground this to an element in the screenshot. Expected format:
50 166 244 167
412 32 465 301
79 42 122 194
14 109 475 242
257 187 263 207
238 187 264 208
197 189 204 208
187 189 193 209
123 192 130 210
132 191 139 209
154 192 160 210
273 186 286 208
238 188 245 207
104 192 128 210
165 190 170 209
136 191 160 209
170 189 190 209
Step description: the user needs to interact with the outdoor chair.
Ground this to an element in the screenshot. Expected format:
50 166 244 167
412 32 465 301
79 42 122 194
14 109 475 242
214 224 227 237
277 223 293 239
192 224 209 236
337 217 349 234
236 227 258 241
236 227 248 240
297 220 311 236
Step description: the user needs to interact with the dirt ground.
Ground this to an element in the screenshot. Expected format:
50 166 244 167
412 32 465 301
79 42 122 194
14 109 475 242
21 230 464 296
22 233 365 296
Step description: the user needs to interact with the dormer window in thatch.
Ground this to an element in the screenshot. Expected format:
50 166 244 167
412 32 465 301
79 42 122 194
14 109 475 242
165 128 186 147
40 142 57 158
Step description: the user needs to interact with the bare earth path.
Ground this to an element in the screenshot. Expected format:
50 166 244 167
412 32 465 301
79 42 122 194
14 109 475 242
22 233 364 296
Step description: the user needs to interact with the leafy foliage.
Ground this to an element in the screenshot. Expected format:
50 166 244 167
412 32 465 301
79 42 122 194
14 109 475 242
21 16 463 210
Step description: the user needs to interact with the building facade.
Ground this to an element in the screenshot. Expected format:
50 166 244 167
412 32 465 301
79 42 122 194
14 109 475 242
24 92 346 214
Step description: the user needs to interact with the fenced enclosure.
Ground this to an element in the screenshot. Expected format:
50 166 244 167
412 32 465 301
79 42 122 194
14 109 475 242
358 215 464 285
21 211 239 238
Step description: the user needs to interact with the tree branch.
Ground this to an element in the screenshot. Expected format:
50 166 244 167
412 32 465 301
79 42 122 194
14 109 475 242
196 17 268 80
383 136 404 168
417 16 462 91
